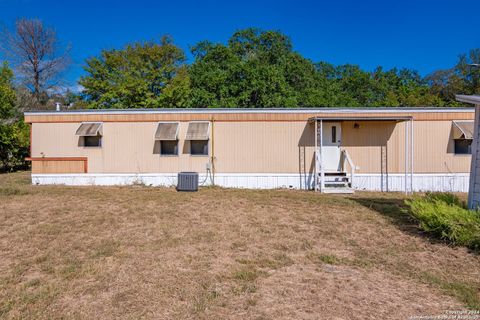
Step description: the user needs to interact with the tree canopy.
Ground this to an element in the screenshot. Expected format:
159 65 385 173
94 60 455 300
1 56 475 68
189 29 329 108
79 36 190 109
427 49 480 106
0 62 29 171
79 28 479 109
0 62 16 119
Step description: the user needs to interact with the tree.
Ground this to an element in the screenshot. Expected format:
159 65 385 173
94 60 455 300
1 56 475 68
333 64 375 106
454 49 480 95
0 62 29 171
80 36 190 108
369 67 444 107
1 18 70 102
189 28 325 108
426 48 480 106
0 62 16 119
316 64 444 107
189 28 446 108
0 120 29 171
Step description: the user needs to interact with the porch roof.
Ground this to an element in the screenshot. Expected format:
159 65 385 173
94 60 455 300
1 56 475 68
307 116 412 123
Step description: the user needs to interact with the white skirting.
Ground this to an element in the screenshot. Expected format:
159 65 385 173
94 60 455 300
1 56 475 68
352 173 470 192
31 173 470 192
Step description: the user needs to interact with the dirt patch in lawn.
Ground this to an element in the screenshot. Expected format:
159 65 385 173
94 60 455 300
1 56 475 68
0 172 478 319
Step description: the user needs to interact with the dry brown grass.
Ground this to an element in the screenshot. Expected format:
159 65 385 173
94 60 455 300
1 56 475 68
0 172 479 319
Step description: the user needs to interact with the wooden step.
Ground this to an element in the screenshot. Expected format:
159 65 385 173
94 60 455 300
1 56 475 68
324 177 349 182
324 172 347 176
322 187 355 194
325 181 350 186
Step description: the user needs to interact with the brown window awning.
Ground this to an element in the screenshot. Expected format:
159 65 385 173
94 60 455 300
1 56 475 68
185 121 210 140
75 122 102 136
155 122 179 140
452 121 474 139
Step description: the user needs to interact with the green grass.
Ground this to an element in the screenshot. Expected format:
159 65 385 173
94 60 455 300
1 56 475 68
233 268 261 282
418 271 480 310
0 186 29 196
91 240 120 258
406 193 480 250
313 253 343 265
236 253 294 270
424 192 466 207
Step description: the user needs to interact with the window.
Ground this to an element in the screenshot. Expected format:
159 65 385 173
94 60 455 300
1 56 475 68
161 140 178 155
454 139 472 155
155 122 179 156
186 121 210 156
452 121 473 155
190 140 208 155
186 122 210 140
76 122 103 148
84 135 102 147
331 126 337 143
155 122 179 140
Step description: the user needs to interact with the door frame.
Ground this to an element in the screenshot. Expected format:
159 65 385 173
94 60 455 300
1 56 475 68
321 121 342 172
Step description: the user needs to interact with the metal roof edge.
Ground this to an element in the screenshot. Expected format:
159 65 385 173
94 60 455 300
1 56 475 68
24 107 475 116
308 116 413 122
456 95 480 105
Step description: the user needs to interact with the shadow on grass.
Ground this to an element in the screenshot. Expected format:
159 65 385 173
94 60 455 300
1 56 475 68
350 196 448 247
353 195 480 256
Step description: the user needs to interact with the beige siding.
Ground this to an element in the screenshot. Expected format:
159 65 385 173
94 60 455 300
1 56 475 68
411 121 470 173
32 122 210 174
214 122 315 173
342 121 397 173
31 119 471 175
342 120 471 174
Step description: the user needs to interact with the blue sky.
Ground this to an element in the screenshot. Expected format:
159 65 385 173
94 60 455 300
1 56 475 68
1 0 479 89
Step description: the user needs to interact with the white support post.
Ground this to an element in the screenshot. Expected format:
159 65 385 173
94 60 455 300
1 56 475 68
468 104 480 209
320 120 325 192
454 95 480 209
314 120 318 192
404 120 408 195
410 118 414 194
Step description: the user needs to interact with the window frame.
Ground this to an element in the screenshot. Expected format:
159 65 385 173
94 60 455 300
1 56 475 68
83 135 102 148
454 138 472 155
160 140 179 156
190 140 209 156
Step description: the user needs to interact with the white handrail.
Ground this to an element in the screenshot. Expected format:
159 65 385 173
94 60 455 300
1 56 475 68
342 150 355 188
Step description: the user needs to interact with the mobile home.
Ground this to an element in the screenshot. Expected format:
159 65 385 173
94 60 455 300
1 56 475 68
25 107 475 193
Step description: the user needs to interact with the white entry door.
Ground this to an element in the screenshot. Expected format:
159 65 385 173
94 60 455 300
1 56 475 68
321 122 342 172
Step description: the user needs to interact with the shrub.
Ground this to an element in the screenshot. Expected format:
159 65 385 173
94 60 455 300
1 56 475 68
424 192 465 208
0 120 30 172
406 193 480 251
